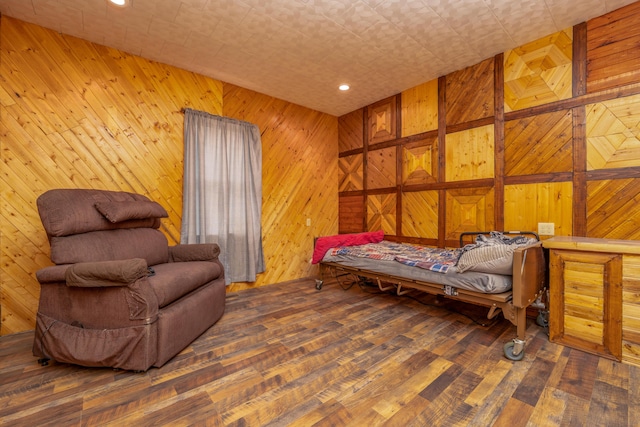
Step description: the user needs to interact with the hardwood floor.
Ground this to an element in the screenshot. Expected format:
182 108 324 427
1 277 638 426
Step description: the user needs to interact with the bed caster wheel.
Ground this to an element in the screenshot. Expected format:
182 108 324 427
536 311 549 328
315 279 323 290
504 340 525 361
38 357 50 366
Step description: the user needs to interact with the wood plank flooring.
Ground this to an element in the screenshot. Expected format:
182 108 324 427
1 277 638 426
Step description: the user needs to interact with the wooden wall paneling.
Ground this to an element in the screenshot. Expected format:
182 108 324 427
367 146 397 190
573 22 588 97
338 154 364 192
586 1 640 93
401 137 438 186
573 106 588 236
623 255 640 366
445 124 495 182
437 76 447 247
494 54 505 232
339 194 365 234
504 28 573 113
503 182 573 237
223 84 338 291
368 96 397 145
504 110 573 176
445 187 495 242
0 17 225 335
586 178 640 240
402 191 439 239
585 93 640 170
367 193 397 235
401 79 438 137
445 58 495 126
339 109 364 153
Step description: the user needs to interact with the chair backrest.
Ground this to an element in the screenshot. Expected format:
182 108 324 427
37 189 170 265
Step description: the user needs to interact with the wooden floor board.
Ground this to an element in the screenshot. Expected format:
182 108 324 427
0 278 637 426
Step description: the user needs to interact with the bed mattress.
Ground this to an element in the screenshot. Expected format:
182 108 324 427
322 252 513 294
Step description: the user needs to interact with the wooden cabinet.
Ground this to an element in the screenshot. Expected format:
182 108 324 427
543 237 640 366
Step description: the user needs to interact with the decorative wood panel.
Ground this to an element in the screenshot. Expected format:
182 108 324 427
587 1 640 93
402 191 439 239
586 94 640 170
504 29 573 112
401 79 438 137
402 137 438 186
339 154 363 192
445 125 494 182
445 187 494 240
587 178 640 240
368 96 397 145
367 193 396 235
504 110 573 176
223 84 338 291
504 182 573 236
367 147 396 190
623 255 640 366
339 108 364 153
0 17 223 335
339 195 364 234
548 249 622 361
445 58 494 126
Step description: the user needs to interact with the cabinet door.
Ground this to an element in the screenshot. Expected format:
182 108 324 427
549 249 622 360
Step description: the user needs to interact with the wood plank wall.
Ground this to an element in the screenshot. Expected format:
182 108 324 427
338 1 640 248
0 16 338 335
222 84 338 292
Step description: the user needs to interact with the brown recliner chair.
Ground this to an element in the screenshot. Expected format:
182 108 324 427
32 188 226 371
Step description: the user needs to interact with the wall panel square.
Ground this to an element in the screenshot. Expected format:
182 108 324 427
586 94 640 171
339 195 364 234
401 79 438 137
367 146 397 190
402 137 438 186
505 110 573 176
445 125 494 182
367 193 396 235
402 191 438 239
446 58 494 126
504 182 573 236
445 187 494 240
339 154 363 192
339 108 364 153
587 178 640 240
368 96 396 145
504 28 572 112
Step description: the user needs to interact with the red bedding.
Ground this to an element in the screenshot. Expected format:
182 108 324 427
312 230 384 264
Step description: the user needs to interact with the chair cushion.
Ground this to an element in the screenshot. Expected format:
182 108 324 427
148 261 223 308
94 201 168 223
37 189 161 237
50 228 169 265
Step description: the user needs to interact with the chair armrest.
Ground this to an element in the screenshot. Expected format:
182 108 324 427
36 265 73 283
65 258 149 287
169 243 220 262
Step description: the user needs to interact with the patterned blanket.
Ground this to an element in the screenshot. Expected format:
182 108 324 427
329 241 461 273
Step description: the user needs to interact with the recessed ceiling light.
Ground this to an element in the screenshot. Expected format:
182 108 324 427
338 84 350 91
109 0 127 6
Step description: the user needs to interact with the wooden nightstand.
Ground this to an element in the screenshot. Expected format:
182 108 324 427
543 236 640 366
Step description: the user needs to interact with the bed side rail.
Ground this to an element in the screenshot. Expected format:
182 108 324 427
511 241 546 309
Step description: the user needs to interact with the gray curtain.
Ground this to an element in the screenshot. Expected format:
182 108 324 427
181 108 265 285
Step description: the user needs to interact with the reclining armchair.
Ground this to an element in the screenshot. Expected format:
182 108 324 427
32 189 226 371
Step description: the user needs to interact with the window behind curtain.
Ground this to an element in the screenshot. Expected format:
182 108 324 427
181 108 265 284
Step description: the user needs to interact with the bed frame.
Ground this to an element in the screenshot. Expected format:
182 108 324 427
316 232 547 360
